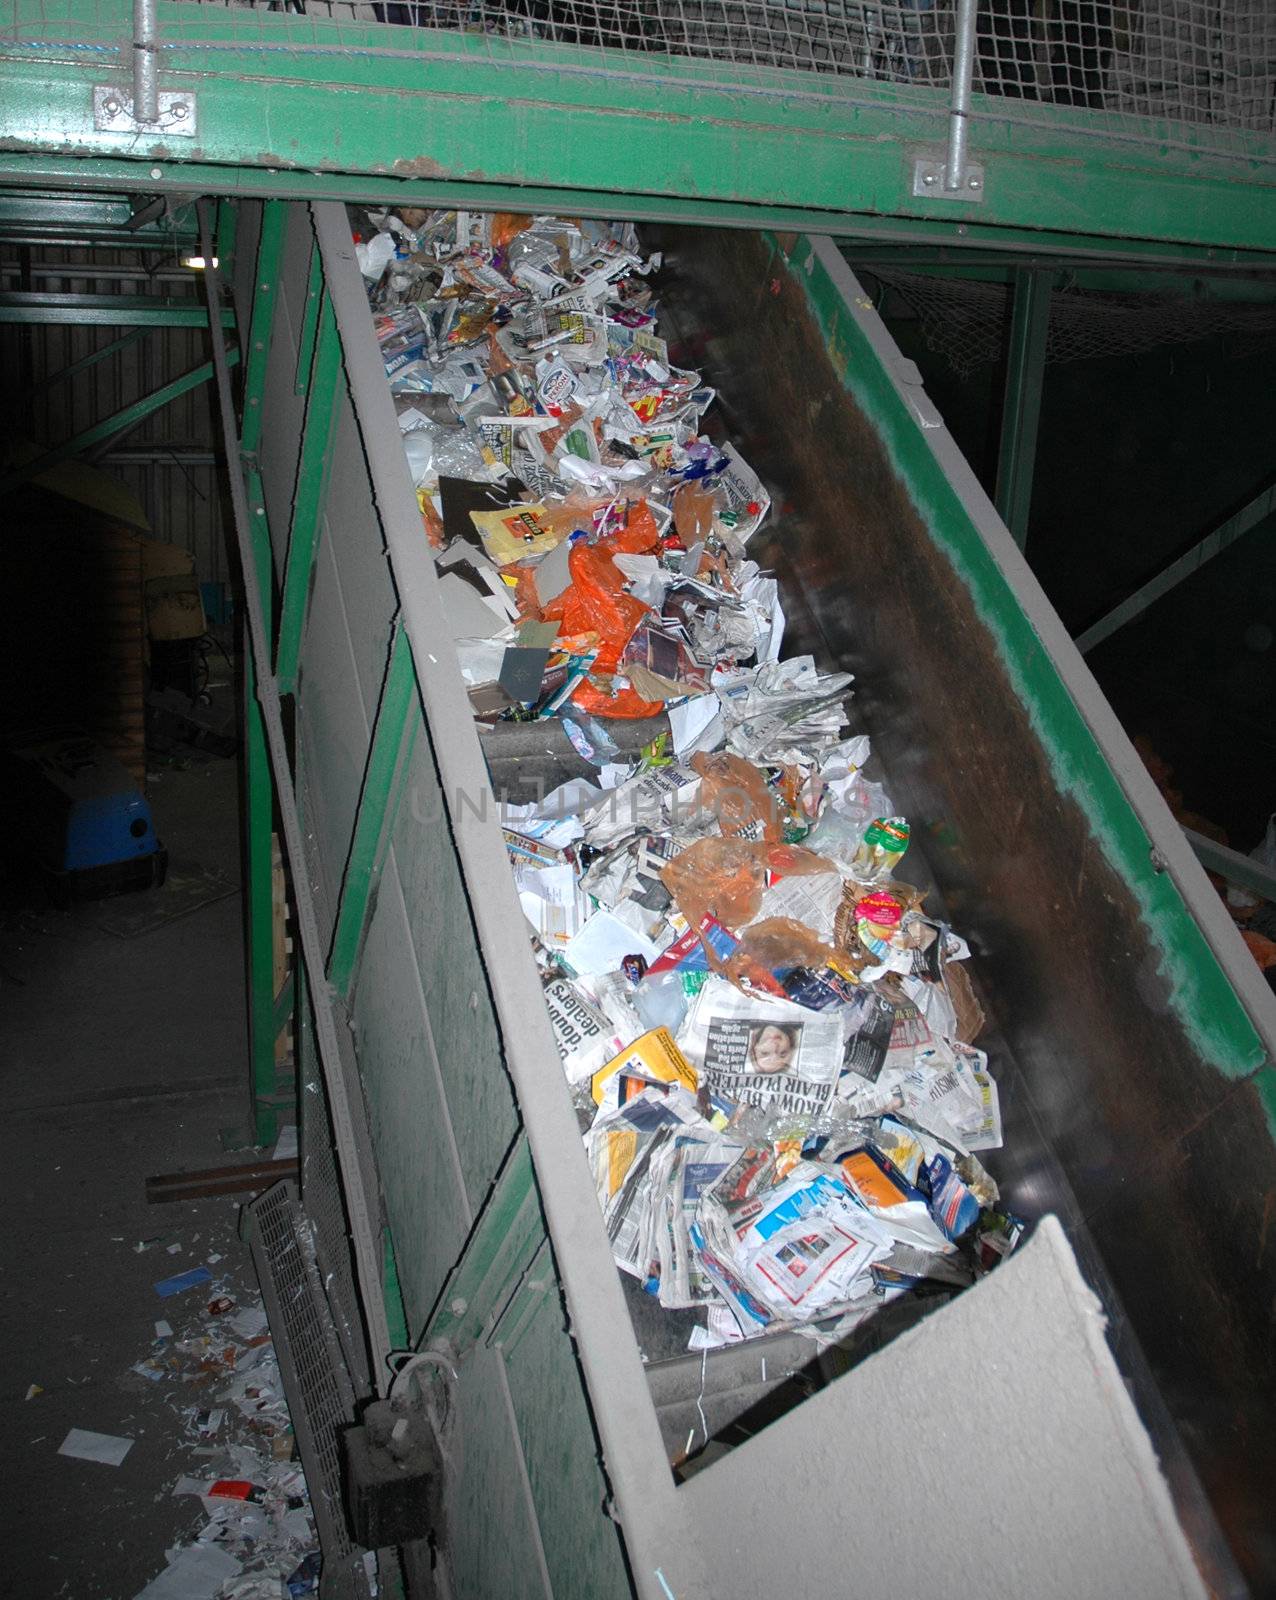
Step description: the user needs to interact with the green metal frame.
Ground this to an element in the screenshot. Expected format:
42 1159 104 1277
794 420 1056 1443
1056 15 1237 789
327 625 421 999
0 188 198 248
239 203 290 1146
28 326 151 394
0 290 231 326
993 267 1052 550
1074 479 1276 655
423 1134 544 1355
8 153 1276 270
276 284 341 694
1 1 1276 252
0 352 236 497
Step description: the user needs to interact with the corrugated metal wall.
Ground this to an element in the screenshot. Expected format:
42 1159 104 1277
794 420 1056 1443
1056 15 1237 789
0 246 229 586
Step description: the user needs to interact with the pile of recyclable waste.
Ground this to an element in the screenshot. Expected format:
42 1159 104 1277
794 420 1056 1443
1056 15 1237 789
355 205 1023 1351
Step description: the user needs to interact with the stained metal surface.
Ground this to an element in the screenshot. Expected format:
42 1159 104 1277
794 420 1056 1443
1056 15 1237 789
657 224 1276 1589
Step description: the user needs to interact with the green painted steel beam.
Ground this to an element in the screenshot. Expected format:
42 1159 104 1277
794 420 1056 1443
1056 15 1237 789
29 325 151 393
382 1226 411 1351
994 267 1051 550
1 2 1275 250
5 149 1276 269
327 627 421 999
0 290 230 326
239 212 285 1149
238 201 286 457
0 350 237 497
294 243 323 399
275 286 341 693
424 1133 544 1355
1074 481 1276 655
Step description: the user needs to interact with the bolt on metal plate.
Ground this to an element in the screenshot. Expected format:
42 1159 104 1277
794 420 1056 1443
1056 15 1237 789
93 86 198 137
911 156 985 202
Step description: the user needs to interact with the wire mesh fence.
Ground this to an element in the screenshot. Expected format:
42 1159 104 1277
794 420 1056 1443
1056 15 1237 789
867 265 1276 376
5 1 1275 164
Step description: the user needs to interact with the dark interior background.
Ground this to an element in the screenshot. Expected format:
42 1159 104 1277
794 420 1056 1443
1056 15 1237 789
869 277 1276 854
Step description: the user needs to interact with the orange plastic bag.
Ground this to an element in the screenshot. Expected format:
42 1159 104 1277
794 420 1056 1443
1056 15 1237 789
724 917 844 987
690 751 782 843
491 212 533 251
539 502 664 719
661 837 769 936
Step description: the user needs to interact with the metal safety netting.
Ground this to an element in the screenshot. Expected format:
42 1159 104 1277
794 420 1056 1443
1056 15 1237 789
865 266 1276 376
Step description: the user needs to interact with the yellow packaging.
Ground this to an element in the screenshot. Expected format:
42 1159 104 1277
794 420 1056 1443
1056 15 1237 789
470 502 565 568
590 1027 698 1108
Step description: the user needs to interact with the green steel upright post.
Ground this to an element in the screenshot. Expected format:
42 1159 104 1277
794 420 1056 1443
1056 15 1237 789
994 267 1052 550
240 203 288 1146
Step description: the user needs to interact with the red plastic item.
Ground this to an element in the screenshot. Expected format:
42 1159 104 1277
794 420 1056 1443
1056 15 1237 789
540 502 664 718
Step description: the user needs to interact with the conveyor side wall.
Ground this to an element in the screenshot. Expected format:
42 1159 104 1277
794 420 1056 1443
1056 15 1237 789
661 226 1276 1584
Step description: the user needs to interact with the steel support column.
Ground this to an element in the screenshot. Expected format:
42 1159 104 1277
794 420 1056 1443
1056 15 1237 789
238 203 289 1143
327 626 421 999
244 639 280 1147
994 267 1052 549
238 201 286 453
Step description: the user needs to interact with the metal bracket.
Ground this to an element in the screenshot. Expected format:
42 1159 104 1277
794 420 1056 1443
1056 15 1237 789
912 156 985 202
93 86 197 137
889 355 943 431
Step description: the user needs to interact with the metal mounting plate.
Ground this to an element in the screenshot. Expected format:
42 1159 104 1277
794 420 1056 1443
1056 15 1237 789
912 156 985 202
93 86 197 137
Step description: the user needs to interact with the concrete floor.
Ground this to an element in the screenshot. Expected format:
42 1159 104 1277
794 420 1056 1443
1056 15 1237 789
0 752 276 1600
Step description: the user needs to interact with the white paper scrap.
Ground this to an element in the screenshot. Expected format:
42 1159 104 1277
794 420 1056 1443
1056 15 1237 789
132 1542 241 1600
58 1427 134 1467
271 1123 299 1162
562 908 661 979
